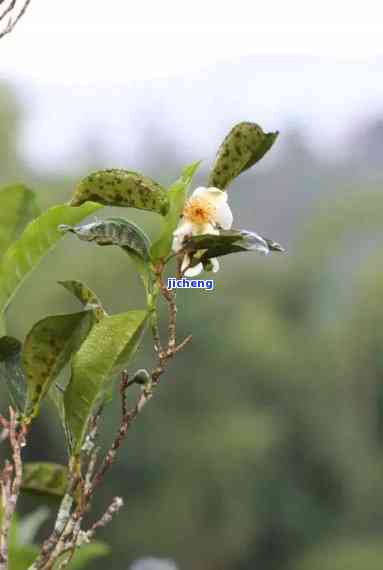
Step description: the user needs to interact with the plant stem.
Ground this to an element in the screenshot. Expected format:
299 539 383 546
0 408 27 570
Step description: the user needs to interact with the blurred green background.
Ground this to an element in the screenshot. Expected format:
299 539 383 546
1 79 383 570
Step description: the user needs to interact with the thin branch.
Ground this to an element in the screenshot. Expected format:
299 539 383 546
27 260 192 570
0 1 16 24
0 0 32 40
87 496 124 536
31 469 81 569
0 408 27 570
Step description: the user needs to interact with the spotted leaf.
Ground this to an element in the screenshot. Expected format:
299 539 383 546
208 122 278 190
23 311 95 419
58 280 107 321
70 169 169 215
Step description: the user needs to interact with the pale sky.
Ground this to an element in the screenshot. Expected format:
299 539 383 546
1 0 383 83
1 0 383 171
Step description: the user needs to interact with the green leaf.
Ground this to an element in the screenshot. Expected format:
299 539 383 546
208 122 279 189
61 541 110 570
18 507 50 545
22 462 68 497
0 184 40 259
59 280 107 321
150 161 201 262
9 544 39 570
0 335 26 410
59 217 151 261
0 316 6 336
0 202 102 315
59 217 152 291
70 169 169 215
23 311 95 419
184 229 285 265
48 382 73 452
64 310 147 453
7 507 49 569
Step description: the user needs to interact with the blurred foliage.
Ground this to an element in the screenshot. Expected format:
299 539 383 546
5 507 108 570
1 81 383 570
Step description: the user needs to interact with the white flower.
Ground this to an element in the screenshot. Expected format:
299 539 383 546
172 186 233 276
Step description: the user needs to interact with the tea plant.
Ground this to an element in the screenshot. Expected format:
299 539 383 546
0 122 284 569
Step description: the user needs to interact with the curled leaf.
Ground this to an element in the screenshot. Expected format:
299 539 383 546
208 122 278 190
59 217 151 262
184 229 285 265
58 280 107 321
70 169 169 215
23 311 95 419
22 462 68 497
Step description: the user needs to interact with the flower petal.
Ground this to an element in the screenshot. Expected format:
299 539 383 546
184 262 203 277
211 257 220 273
181 253 191 273
215 202 233 229
173 220 193 236
172 220 193 252
192 186 228 205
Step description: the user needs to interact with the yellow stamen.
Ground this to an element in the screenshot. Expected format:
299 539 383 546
183 197 216 225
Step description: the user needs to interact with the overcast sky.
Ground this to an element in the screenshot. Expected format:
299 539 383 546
1 0 383 171
2 0 383 81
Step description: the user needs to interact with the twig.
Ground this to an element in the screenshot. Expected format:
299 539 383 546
53 497 124 570
0 0 16 24
27 259 192 569
88 496 124 536
0 0 32 40
173 334 193 354
0 408 27 570
30 469 80 569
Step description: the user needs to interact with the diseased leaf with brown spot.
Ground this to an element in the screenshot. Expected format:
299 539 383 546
70 169 169 215
208 122 279 190
58 280 106 321
0 335 26 410
23 311 95 419
22 462 68 497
